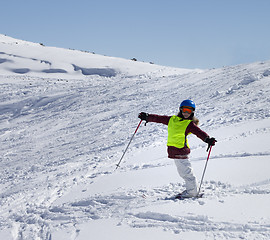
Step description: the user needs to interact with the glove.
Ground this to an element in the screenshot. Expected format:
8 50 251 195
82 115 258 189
205 137 217 151
138 112 149 122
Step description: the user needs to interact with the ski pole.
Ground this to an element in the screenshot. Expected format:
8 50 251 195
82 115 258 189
115 120 143 170
197 145 213 196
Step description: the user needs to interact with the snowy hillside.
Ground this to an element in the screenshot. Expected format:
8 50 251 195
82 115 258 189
0 34 192 78
0 34 270 240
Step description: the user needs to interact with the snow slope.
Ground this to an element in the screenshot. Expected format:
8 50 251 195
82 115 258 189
0 34 270 240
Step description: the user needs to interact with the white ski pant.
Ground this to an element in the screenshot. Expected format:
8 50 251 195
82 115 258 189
174 158 198 195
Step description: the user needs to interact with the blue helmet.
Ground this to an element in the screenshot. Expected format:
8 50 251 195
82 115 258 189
180 99 195 110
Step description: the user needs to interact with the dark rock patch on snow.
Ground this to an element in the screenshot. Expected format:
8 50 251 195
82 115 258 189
12 68 30 74
0 58 13 64
72 64 117 77
263 69 270 77
42 69 67 73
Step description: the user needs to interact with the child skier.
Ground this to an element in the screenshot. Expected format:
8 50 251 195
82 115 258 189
138 99 216 198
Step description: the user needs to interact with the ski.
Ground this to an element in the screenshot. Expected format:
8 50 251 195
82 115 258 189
165 193 204 201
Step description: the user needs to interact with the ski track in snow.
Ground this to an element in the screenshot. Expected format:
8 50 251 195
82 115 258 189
13 179 269 239
1 71 270 239
1 35 270 239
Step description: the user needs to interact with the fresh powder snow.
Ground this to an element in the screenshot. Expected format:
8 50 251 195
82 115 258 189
0 34 270 240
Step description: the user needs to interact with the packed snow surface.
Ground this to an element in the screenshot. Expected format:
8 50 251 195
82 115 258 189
0 34 270 239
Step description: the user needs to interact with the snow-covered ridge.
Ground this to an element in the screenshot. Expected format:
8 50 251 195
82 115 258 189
0 34 193 78
0 34 270 239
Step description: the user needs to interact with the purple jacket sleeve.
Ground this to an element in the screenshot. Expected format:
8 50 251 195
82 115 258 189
147 114 171 125
186 122 209 142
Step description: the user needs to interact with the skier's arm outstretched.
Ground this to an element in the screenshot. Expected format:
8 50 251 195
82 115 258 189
138 112 171 125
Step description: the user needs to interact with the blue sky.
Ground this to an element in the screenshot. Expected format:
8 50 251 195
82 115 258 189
1 0 270 69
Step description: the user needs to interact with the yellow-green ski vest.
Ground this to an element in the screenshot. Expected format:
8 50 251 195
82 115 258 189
167 115 192 149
